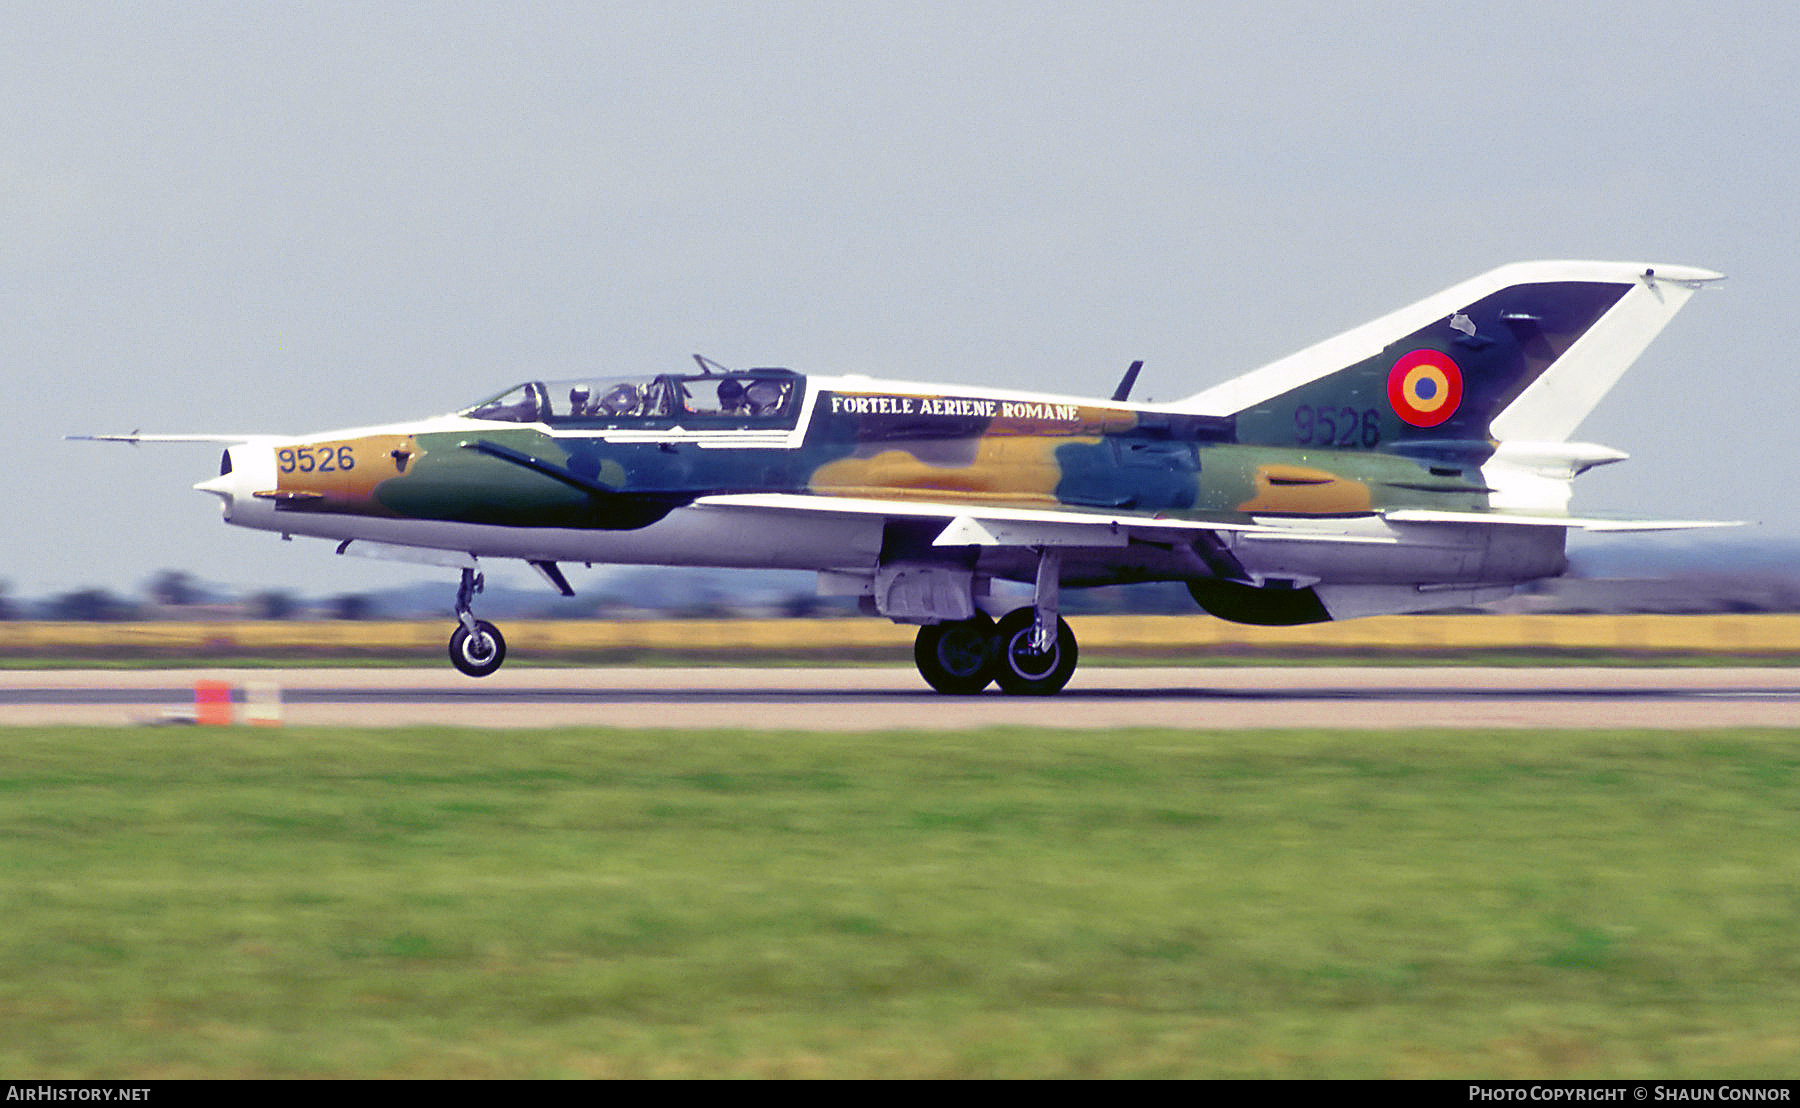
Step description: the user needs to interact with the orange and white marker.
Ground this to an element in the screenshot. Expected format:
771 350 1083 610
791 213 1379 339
193 680 234 726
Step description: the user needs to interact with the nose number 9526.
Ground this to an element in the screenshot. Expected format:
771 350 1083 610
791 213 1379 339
277 445 357 473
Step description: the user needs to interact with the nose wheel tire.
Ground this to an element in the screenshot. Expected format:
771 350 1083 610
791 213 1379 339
992 608 1078 696
449 620 507 678
914 613 998 694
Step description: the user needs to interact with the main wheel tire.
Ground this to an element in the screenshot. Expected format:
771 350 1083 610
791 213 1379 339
914 614 997 694
992 608 1077 696
449 620 506 678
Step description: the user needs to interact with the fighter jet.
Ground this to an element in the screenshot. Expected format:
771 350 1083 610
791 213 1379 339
76 261 1732 694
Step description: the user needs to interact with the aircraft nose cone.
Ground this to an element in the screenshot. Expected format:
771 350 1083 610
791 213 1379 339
193 472 235 499
194 470 244 522
192 445 266 521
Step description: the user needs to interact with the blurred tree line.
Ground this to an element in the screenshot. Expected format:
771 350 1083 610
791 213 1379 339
7 553 1800 621
4 570 374 621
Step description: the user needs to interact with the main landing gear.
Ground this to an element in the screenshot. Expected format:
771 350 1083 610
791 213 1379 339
912 548 1079 696
914 612 998 695
449 567 507 678
914 609 1078 696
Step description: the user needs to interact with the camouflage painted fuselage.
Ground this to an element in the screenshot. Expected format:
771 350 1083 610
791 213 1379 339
210 373 1546 606
187 261 1722 626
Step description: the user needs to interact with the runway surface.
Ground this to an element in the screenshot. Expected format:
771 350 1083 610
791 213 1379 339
2 666 1797 728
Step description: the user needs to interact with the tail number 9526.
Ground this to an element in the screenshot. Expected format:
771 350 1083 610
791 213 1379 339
1294 406 1380 448
278 445 356 474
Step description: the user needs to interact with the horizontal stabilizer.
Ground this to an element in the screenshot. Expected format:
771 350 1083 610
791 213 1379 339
1384 509 1743 532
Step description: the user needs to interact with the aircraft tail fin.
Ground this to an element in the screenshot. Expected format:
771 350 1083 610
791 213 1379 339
1176 261 1721 448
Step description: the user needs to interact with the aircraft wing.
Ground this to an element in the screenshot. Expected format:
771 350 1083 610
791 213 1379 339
700 493 1743 540
693 492 1283 549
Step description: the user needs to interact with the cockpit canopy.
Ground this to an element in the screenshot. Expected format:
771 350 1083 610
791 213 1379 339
463 369 803 428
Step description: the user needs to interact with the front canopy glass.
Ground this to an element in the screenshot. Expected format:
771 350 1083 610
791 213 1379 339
463 369 803 428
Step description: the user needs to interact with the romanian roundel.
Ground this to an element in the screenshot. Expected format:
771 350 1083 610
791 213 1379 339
1387 349 1464 427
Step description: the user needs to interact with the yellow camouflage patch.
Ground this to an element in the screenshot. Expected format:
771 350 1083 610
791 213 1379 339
810 434 1100 505
1237 464 1372 515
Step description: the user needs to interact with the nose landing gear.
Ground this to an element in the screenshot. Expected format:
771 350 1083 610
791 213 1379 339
449 567 507 677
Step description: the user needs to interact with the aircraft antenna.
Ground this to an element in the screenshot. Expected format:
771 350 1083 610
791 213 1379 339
1111 360 1145 403
692 354 732 376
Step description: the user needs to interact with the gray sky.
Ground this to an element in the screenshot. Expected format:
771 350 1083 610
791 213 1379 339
6 1 1796 601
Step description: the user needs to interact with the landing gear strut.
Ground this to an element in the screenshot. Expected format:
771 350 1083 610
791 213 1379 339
449 567 506 678
991 608 1077 695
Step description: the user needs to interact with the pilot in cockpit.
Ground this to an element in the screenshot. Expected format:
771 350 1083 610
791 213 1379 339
511 382 545 422
744 379 789 417
600 382 642 416
716 377 748 416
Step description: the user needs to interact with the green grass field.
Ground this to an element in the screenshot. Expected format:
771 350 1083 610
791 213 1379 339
3 725 1798 1078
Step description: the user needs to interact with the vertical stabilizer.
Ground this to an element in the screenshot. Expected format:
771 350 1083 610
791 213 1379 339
1176 262 1721 447
1487 267 1719 441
